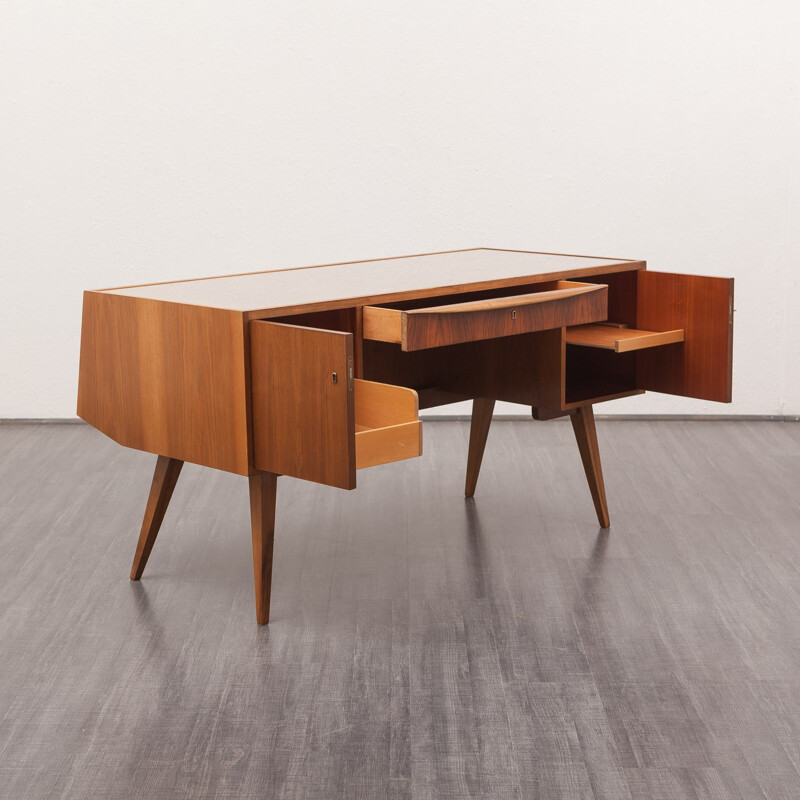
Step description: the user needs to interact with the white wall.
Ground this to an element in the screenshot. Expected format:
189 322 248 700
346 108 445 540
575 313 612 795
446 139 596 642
2 1 798 419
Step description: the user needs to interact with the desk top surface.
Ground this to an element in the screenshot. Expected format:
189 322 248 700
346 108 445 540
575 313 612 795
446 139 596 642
98 248 644 317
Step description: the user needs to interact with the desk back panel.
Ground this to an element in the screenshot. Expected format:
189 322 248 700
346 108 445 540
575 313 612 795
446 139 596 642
77 292 252 474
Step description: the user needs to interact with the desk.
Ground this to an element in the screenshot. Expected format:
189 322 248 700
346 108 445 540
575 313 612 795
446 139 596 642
77 248 734 623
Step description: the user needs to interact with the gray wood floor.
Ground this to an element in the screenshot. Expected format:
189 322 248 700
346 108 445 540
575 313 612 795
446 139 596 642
1 420 799 799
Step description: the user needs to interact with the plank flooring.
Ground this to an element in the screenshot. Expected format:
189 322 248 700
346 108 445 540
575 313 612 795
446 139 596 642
0 420 799 799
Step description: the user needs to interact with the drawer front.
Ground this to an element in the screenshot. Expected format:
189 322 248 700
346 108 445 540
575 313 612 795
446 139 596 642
363 280 608 351
354 379 422 470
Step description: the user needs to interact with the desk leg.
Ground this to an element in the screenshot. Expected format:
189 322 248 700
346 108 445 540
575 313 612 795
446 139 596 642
570 404 610 528
249 471 278 624
130 455 184 580
465 397 495 497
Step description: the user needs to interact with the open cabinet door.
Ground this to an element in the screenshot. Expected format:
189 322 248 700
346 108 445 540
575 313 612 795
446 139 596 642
637 271 734 402
250 321 356 489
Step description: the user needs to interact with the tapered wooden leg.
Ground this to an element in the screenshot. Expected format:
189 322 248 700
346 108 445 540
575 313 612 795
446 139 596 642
570 404 610 528
465 397 496 497
249 471 278 625
130 456 184 580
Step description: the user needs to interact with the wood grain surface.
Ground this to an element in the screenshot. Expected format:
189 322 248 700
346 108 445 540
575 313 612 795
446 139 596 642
353 379 422 470
355 421 422 471
364 281 608 350
636 271 734 402
249 470 278 625
397 283 605 351
464 397 495 497
77 291 252 474
1 420 798 798
250 321 356 489
566 324 685 353
570 405 610 528
129 455 184 580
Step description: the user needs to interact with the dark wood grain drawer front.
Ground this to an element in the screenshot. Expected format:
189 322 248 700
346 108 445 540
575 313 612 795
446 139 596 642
362 280 608 351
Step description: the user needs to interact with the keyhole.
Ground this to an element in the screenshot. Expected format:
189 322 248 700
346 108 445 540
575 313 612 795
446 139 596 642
332 372 338 384
512 310 517 320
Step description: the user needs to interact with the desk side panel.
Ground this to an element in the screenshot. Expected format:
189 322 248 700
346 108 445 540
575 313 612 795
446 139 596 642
77 292 251 474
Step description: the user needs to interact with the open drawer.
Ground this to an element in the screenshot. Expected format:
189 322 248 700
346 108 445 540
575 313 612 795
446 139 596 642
362 280 608 350
250 320 421 490
354 379 421 470
566 323 685 352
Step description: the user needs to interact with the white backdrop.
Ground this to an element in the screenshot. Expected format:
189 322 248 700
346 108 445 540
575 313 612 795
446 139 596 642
2 1 798 419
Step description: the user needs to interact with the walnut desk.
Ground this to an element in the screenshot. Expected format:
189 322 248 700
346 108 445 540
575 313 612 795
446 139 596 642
77 248 734 623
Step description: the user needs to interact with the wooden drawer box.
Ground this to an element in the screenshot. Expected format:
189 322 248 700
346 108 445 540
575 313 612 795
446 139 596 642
362 280 608 350
354 379 421 470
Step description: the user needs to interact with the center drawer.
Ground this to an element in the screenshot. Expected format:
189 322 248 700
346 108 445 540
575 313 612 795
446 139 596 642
362 280 608 351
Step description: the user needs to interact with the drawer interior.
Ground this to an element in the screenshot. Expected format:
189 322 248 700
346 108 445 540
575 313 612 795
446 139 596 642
250 318 422 489
354 379 422 470
566 323 684 353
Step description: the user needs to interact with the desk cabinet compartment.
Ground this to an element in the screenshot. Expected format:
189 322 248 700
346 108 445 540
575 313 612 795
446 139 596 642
566 325 685 353
250 320 421 490
564 270 733 405
362 280 608 351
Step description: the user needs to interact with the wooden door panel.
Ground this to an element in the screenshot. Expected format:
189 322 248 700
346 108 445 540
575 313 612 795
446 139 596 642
250 321 356 489
637 271 733 402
